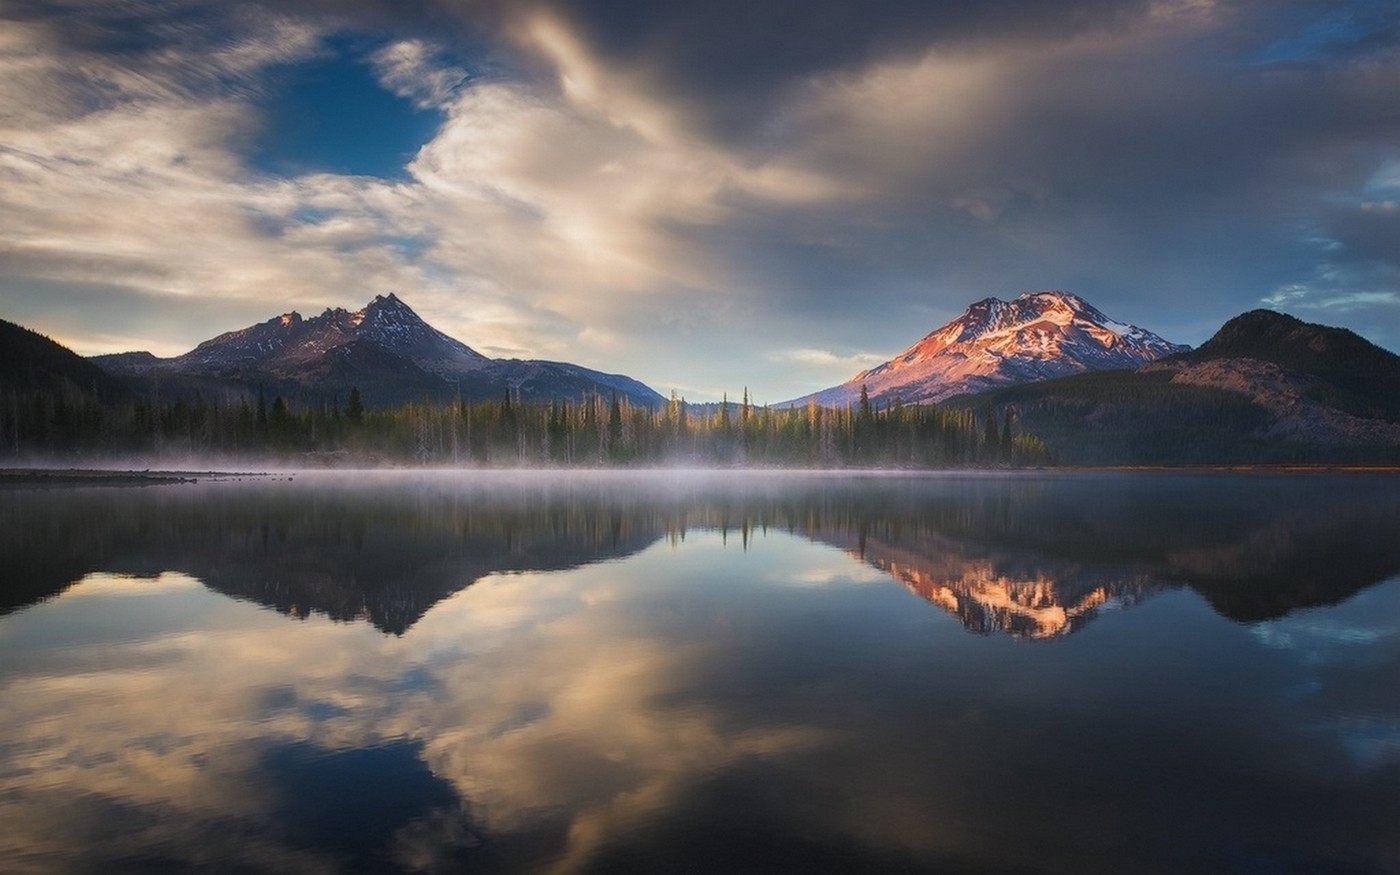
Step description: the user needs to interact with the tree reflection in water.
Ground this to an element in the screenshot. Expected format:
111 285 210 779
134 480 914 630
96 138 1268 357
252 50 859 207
5 471 1399 635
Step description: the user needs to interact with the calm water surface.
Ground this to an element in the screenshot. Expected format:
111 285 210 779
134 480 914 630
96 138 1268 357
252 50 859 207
1 471 1398 874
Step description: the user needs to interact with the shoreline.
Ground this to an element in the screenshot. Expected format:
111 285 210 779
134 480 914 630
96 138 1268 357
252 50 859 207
2 464 1399 488
0 469 271 488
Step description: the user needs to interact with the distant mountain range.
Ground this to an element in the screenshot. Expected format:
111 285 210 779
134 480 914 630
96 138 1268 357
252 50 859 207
783 291 1188 407
4 288 1398 464
92 293 665 408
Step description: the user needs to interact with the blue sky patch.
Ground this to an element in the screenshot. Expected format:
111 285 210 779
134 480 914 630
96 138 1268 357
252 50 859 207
248 35 445 180
1252 4 1390 65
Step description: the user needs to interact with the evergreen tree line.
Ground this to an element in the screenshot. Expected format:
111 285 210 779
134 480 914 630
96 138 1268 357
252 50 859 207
0 384 1052 467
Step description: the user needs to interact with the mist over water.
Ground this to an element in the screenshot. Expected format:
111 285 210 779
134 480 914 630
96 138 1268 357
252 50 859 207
2 471 1399 873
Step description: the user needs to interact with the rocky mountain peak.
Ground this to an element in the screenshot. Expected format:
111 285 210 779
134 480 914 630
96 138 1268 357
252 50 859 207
942 291 1103 343
85 293 663 409
360 292 411 320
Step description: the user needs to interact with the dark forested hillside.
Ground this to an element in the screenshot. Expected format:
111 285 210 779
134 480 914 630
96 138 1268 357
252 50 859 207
0 319 132 403
947 370 1284 465
1 319 137 455
946 310 1400 465
1176 309 1400 422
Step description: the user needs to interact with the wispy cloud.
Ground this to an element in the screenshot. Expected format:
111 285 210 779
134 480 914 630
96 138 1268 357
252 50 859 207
771 348 888 370
370 39 470 110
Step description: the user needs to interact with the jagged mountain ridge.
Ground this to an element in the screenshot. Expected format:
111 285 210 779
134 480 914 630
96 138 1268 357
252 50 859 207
176 294 489 378
93 294 664 408
785 291 1188 407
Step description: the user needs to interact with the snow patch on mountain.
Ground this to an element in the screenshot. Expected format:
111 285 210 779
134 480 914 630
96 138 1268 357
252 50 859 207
786 290 1189 406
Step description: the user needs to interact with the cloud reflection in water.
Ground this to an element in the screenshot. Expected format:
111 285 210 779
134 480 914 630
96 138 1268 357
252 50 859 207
1 471 1398 873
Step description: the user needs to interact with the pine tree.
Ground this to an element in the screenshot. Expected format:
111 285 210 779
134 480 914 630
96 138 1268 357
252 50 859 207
1000 407 1014 461
607 391 623 458
346 386 364 424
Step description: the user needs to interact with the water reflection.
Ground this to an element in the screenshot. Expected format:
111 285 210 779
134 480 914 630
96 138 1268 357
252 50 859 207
1 472 1398 873
5 471 1400 636
841 531 1161 638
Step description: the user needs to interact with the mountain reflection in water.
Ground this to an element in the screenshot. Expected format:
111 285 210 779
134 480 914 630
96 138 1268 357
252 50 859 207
4 471 1399 637
3 471 1399 875
845 531 1161 638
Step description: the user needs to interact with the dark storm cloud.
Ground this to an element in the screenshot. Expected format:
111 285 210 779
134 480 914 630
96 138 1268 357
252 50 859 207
321 0 1400 149
20 0 1399 195
651 0 1398 343
536 0 1167 135
411 0 1395 338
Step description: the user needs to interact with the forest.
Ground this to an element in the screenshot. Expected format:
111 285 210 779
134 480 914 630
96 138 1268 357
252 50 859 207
0 384 1051 468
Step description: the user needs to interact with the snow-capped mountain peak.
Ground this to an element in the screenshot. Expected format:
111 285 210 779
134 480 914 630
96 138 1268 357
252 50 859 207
789 290 1189 407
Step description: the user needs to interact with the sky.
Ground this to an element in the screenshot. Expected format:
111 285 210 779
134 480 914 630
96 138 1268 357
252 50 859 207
0 0 1397 403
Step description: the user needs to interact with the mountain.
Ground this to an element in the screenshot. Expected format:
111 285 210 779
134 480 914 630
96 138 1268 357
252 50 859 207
0 318 133 404
949 309 1400 464
1166 309 1400 423
178 293 490 377
784 291 1187 407
93 294 665 408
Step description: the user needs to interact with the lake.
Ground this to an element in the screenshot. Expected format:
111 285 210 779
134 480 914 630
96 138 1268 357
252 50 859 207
2 470 1398 874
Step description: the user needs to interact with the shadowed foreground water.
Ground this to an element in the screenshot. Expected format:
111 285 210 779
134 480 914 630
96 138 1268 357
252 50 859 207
1 470 1398 874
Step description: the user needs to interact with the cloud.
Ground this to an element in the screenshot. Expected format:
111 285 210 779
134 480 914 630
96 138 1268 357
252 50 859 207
1 0 1398 397
0 537 850 872
370 38 470 109
1317 291 1400 310
0 2 854 372
1261 178 1400 343
772 348 889 370
1265 284 1400 313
